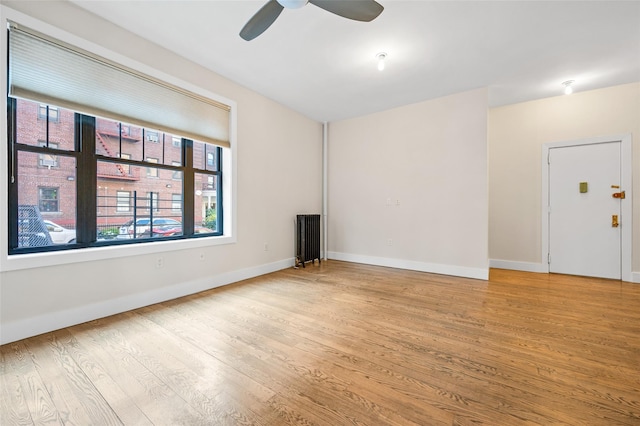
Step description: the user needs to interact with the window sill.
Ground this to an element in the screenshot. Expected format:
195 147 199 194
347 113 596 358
0 234 235 272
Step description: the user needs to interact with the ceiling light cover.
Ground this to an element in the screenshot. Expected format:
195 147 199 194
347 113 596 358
562 80 575 95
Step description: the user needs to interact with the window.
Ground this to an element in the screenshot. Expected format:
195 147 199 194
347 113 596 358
7 24 230 256
147 192 160 213
38 142 59 167
116 191 131 212
171 194 182 213
172 161 181 179
38 104 59 122
38 187 59 212
146 157 159 177
146 131 159 143
120 153 131 174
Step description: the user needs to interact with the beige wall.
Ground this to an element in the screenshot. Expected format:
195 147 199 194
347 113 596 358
489 82 640 274
0 2 322 342
328 88 489 279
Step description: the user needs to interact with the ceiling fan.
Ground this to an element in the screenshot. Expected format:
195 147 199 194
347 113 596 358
240 0 384 41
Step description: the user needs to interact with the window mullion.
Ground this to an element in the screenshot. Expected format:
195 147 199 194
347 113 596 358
7 98 18 250
183 139 194 236
76 114 97 244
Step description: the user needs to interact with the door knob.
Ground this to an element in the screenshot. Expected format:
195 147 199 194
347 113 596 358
612 215 619 228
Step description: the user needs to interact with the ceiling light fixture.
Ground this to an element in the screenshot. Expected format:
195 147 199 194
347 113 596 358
376 52 387 71
562 80 575 95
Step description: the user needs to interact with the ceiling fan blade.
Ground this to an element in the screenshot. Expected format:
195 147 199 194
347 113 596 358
309 0 383 22
240 0 285 41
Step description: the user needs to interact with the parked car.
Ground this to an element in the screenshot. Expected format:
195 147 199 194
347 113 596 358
117 218 181 239
141 225 214 238
43 220 76 244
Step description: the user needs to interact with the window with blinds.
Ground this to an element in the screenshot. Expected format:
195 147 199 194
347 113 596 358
7 23 228 254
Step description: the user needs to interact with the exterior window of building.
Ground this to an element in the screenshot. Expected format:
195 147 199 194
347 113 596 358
120 153 131 174
146 157 159 177
172 137 181 147
120 124 130 137
38 187 59 212
38 142 59 168
172 161 181 180
147 192 160 213
207 152 215 167
38 104 59 122
146 131 159 143
171 194 182 213
116 191 131 212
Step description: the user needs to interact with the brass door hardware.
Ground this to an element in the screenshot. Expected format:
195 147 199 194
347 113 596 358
612 191 625 199
579 182 588 193
612 215 619 228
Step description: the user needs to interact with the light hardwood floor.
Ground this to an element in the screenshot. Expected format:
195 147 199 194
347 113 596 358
1 261 639 425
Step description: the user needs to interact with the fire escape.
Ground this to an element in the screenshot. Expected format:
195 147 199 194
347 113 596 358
96 132 140 181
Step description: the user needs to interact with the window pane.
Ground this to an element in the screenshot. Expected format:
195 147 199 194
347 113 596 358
193 140 218 171
163 134 182 167
194 172 218 233
16 99 74 150
97 161 183 240
96 118 143 161
16 151 77 247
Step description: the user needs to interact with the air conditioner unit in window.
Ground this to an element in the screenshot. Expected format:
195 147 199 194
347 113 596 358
41 159 57 167
147 134 159 142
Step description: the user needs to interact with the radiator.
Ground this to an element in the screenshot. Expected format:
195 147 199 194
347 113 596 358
296 214 321 268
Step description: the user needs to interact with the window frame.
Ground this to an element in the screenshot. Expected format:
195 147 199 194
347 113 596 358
7 100 225 255
0 8 237 272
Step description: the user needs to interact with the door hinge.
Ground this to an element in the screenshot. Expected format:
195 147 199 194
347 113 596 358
547 253 551 264
547 152 551 164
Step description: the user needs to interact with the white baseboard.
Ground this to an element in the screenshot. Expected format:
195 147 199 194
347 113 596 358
489 259 548 273
632 272 640 284
0 258 294 345
328 251 488 280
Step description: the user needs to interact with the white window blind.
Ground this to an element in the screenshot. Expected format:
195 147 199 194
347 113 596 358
8 22 230 148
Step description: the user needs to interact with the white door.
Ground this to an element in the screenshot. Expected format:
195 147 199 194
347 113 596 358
548 142 622 279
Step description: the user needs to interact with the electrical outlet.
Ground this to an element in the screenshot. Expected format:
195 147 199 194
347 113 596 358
156 257 164 269
199 252 205 261
264 243 269 251
387 238 393 246
386 197 392 206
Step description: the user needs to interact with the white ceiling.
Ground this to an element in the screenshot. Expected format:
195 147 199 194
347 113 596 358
70 0 640 123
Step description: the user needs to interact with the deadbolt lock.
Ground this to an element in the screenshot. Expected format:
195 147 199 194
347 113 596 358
612 191 626 199
612 215 619 228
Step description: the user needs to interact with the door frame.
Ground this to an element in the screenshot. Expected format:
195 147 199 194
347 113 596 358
541 134 633 281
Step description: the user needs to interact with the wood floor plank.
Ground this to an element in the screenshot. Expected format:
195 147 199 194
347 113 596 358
2 261 640 425
2 341 64 425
